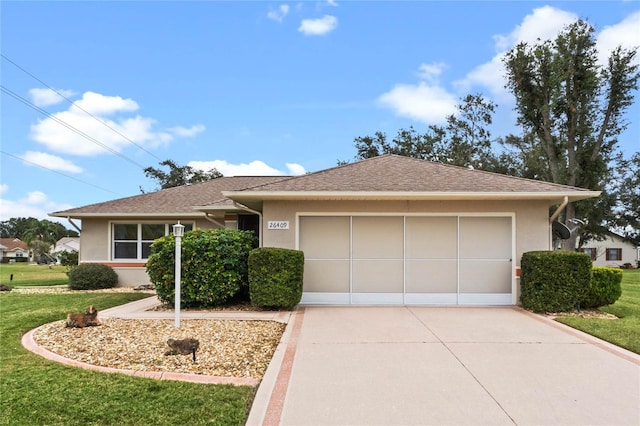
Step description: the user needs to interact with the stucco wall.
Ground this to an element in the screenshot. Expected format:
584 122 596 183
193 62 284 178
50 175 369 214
583 235 638 268
79 216 220 287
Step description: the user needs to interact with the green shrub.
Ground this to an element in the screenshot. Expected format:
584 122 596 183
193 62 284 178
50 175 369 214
582 267 622 308
68 263 118 290
146 228 257 307
249 248 304 309
520 251 591 313
57 251 79 268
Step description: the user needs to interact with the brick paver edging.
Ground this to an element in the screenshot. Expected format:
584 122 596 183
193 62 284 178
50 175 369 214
21 326 260 387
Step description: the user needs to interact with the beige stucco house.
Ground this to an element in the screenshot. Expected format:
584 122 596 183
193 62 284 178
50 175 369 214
0 238 30 263
50 155 600 306
580 232 639 268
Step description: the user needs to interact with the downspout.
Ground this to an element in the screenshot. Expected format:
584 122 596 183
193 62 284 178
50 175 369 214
203 213 225 228
66 217 81 233
549 196 569 249
233 202 263 247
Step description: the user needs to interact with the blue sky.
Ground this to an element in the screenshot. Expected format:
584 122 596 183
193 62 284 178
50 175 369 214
1 1 639 225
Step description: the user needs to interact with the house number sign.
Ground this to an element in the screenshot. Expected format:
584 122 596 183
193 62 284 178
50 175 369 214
267 221 289 230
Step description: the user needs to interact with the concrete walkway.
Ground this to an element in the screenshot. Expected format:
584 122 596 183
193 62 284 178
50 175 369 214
250 306 640 426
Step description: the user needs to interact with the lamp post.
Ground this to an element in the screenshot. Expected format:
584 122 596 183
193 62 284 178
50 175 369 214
172 222 185 328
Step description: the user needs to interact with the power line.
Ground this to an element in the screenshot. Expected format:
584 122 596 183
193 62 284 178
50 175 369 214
1 54 162 161
0 150 124 196
1 85 147 169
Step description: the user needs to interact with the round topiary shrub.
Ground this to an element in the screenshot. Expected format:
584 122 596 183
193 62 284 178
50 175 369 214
582 267 622 308
146 228 257 307
68 263 118 290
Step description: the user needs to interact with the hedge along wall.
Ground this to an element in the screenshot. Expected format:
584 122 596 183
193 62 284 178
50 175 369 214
520 251 592 313
146 228 257 307
248 247 304 309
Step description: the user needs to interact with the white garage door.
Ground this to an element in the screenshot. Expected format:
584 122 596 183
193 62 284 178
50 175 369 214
299 215 513 305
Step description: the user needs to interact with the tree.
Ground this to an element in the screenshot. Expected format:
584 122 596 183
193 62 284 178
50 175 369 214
503 19 639 250
353 94 500 171
614 152 640 245
0 217 78 241
142 159 222 192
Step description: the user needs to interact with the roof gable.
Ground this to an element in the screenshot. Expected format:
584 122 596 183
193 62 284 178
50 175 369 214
0 238 28 251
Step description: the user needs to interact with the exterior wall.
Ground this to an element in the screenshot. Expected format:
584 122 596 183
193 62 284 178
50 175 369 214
583 234 638 268
262 199 551 267
78 216 220 287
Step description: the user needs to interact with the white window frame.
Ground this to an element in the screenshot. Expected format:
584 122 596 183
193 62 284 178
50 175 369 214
110 221 194 261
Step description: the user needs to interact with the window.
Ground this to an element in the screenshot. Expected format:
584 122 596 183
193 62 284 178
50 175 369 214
112 223 193 260
580 247 597 260
606 248 622 261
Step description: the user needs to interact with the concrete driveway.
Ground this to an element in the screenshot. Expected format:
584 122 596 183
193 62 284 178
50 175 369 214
250 306 640 425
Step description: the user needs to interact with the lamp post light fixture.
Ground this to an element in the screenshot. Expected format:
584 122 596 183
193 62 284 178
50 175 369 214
172 222 185 328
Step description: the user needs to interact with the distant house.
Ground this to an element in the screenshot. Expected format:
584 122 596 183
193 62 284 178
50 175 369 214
52 237 80 264
580 232 639 268
50 155 600 306
0 238 30 263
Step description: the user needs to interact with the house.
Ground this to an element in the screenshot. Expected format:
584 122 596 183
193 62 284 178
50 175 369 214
50 155 600 306
0 238 30 263
51 237 80 264
580 232 638 268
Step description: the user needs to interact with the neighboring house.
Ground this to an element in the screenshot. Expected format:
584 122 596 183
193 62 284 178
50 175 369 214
580 232 639 268
0 238 30 263
50 155 599 306
51 237 80 263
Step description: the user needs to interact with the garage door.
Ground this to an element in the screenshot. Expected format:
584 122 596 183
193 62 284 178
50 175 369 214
299 215 513 305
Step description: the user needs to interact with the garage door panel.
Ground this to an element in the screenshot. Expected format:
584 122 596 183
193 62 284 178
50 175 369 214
459 261 512 293
459 217 511 259
352 260 403 293
352 217 403 259
406 217 457 258
406 260 457 293
304 260 350 293
300 216 350 259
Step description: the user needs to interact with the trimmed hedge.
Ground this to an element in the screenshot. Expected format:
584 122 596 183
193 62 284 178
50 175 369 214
146 228 257 307
68 263 118 290
583 267 622 308
249 247 304 309
520 251 591 313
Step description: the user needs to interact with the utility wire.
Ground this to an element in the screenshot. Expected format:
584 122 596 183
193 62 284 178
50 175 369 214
1 54 162 161
1 85 147 169
0 150 124 196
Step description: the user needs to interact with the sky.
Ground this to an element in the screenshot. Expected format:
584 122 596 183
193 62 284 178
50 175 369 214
1 1 639 226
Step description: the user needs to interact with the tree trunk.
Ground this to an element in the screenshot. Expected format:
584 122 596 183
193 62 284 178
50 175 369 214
561 202 578 251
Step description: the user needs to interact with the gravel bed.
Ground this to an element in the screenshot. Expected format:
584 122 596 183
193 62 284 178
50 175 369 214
33 318 286 378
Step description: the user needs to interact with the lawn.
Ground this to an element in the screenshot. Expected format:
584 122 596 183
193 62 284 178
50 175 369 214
555 270 640 354
0 263 69 287
0 292 255 426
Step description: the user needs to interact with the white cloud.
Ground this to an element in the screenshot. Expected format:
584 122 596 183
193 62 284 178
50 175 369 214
168 124 206 137
286 163 306 175
0 191 74 222
188 159 305 176
597 11 640 66
20 151 83 173
298 15 338 36
267 4 290 22
0 184 8 195
29 88 76 107
29 90 199 156
417 62 447 85
377 82 458 124
327 0 338 6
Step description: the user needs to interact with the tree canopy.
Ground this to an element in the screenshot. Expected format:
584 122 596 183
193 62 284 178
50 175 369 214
0 217 78 242
142 159 222 192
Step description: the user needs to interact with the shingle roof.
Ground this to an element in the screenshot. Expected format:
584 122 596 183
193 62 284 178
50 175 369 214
0 238 28 251
229 155 596 194
50 176 288 217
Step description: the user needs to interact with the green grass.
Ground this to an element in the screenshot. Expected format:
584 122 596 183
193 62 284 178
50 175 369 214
0 292 255 426
0 263 69 287
555 270 640 354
